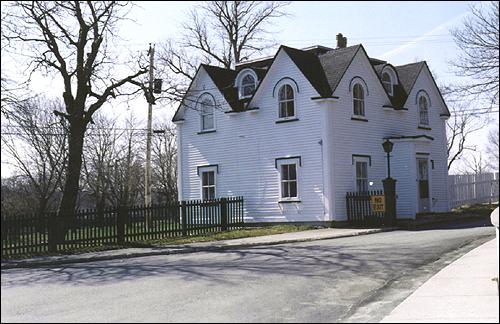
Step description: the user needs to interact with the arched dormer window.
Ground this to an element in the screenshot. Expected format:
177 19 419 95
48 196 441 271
241 74 256 97
278 84 295 119
382 72 393 95
418 95 429 126
199 94 215 131
353 83 365 116
235 69 258 99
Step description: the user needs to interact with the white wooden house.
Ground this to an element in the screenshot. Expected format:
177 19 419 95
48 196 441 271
172 35 450 223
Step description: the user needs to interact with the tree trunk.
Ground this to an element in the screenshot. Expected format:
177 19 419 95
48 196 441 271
54 121 86 243
96 194 105 226
36 198 49 233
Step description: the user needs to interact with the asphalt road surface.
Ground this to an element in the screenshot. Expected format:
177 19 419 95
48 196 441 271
1 219 495 323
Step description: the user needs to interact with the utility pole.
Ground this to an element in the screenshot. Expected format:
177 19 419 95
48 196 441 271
145 43 154 227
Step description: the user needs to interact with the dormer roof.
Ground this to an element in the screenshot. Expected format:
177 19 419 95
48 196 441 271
173 42 450 122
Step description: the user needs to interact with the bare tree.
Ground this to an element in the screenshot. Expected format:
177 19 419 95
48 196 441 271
450 1 499 106
446 102 487 170
81 113 121 218
107 114 145 208
2 1 149 241
151 122 177 204
485 127 499 171
1 97 68 216
459 152 490 175
158 1 291 101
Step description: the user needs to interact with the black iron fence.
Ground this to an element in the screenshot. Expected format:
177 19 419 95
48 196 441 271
1 197 244 258
346 190 385 226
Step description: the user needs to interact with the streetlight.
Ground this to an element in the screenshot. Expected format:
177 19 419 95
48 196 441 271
382 139 393 178
382 139 396 226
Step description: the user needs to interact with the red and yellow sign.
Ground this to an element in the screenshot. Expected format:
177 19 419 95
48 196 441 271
370 195 385 212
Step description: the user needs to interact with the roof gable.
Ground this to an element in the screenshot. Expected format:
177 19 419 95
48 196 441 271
318 45 361 96
395 62 425 95
172 65 236 122
281 46 332 97
172 42 450 122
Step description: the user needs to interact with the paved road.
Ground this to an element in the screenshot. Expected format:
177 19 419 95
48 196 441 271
1 219 495 323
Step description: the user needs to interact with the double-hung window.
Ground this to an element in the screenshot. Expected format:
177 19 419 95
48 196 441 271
201 170 216 200
200 98 215 131
355 161 368 193
276 157 301 201
353 83 365 117
280 163 298 199
278 84 295 119
418 96 429 126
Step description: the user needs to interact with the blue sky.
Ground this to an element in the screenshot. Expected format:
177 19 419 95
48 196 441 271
1 1 498 176
125 1 473 85
118 0 499 173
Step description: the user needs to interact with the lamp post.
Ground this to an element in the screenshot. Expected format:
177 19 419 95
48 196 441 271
382 139 393 178
382 139 396 226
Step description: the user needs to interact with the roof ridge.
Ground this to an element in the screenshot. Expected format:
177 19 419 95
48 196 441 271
201 63 235 72
395 61 425 68
318 44 362 57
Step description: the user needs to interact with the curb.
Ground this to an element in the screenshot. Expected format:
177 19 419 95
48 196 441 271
1 228 394 270
1 216 489 270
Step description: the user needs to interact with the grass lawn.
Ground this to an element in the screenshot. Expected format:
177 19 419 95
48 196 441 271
1 224 318 260
139 224 318 247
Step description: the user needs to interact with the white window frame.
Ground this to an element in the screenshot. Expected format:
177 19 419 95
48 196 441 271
199 166 218 200
241 74 256 98
199 95 216 132
382 72 393 96
276 157 301 202
352 83 365 117
235 69 258 100
418 95 430 126
352 156 370 193
278 83 296 120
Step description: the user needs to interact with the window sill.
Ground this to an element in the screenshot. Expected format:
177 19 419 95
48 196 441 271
276 118 299 124
278 199 301 204
197 129 216 135
418 125 432 130
351 116 368 122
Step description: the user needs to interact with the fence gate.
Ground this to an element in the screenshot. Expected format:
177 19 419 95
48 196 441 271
346 190 385 226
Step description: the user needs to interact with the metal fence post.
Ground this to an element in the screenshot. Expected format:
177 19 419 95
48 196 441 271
48 212 57 253
181 201 187 236
221 197 228 231
117 206 126 245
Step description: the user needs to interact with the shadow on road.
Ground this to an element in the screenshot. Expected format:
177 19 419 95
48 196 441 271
1 220 494 290
1 243 441 288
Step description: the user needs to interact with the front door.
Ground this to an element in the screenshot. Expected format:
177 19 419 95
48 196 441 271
417 158 430 213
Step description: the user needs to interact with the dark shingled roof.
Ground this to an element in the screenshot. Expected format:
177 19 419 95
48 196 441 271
318 45 361 97
202 64 244 111
236 57 274 71
281 46 332 97
173 44 448 121
395 62 425 94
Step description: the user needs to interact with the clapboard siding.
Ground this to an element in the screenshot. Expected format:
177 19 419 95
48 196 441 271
176 46 450 222
178 50 326 222
328 49 449 220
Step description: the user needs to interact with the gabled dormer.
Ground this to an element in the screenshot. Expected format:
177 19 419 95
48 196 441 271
234 68 259 100
380 65 398 96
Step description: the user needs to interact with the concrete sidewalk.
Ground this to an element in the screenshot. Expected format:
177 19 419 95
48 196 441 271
381 239 500 323
1 227 392 269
